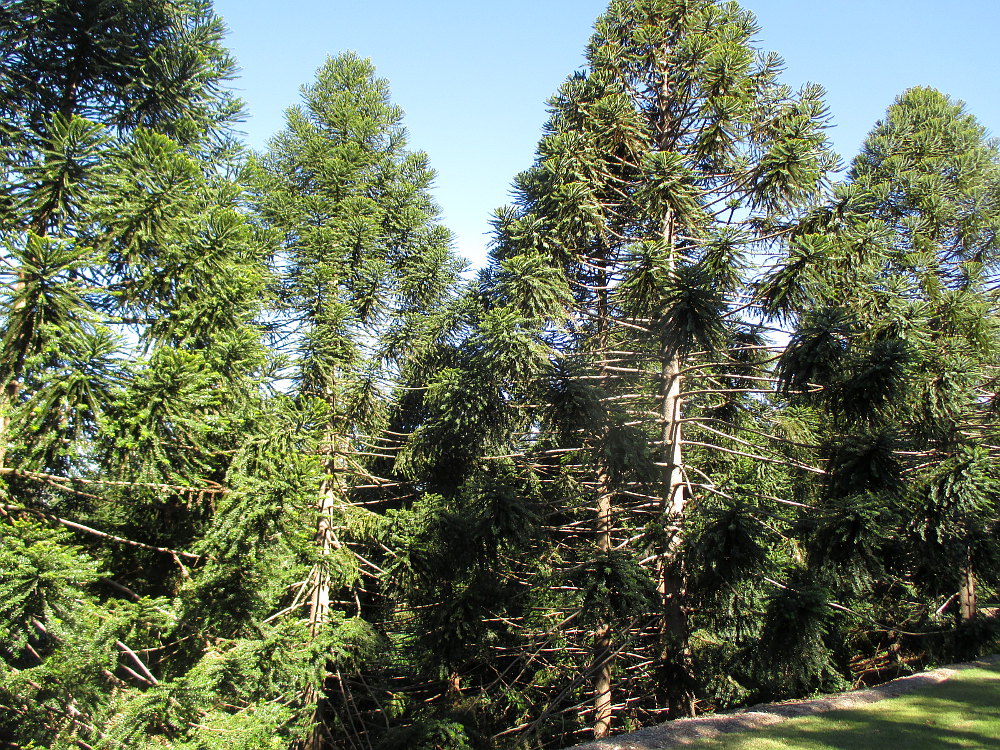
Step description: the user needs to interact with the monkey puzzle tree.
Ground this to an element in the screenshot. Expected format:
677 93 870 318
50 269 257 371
766 87 1000 668
847 87 1000 630
488 0 834 738
247 52 464 749
0 0 258 560
0 0 245 464
0 1 277 747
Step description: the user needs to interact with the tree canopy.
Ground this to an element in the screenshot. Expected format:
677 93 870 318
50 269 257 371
2 2 999 750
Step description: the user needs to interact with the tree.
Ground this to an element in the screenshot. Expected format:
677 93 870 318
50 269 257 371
762 86 1000 687
485 0 834 739
0 2 274 747
0 0 246 464
247 52 465 749
850 87 1000 628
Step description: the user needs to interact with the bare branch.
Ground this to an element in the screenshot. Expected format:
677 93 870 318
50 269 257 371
2 504 203 562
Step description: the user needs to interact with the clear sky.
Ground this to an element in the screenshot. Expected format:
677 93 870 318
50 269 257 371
213 0 1000 268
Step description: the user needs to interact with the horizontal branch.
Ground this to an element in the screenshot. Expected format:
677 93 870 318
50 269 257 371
1 504 203 561
116 640 159 685
0 467 226 495
678 440 826 474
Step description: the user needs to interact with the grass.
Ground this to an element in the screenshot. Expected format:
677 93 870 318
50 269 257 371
692 662 1000 749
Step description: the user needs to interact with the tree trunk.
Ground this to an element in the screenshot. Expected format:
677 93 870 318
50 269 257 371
958 556 977 623
655 351 696 718
654 207 696 718
592 465 614 739
592 253 615 740
303 431 348 750
0 384 13 469
309 455 343 634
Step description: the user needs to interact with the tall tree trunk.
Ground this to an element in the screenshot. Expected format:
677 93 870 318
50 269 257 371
303 427 347 750
0 383 13 469
958 553 977 623
309 453 344 635
655 210 696 718
592 464 614 739
592 253 615 740
655 351 695 717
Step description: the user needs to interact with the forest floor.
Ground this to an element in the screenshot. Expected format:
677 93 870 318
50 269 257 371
570 655 1000 749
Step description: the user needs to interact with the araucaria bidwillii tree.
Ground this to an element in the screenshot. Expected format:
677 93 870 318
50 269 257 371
247 52 464 749
764 86 1000 686
0 1 275 746
486 0 834 739
850 88 1000 629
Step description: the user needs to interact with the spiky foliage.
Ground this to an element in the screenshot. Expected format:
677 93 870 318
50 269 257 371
852 89 1000 640
406 0 836 743
245 52 466 749
0 1 276 747
762 87 1000 686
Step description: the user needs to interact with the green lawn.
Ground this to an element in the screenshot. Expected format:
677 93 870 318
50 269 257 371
693 663 1000 749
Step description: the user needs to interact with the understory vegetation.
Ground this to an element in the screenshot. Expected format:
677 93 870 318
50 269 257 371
2 1 999 749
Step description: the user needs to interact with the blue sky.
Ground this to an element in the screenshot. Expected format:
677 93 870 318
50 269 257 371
213 0 1000 268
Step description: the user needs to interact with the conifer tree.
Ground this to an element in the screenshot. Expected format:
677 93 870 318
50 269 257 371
849 87 1000 628
487 0 833 738
766 87 1000 670
0 2 274 746
247 52 464 749
0 0 248 468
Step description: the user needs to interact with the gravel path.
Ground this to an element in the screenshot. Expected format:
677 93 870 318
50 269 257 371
569 655 1000 750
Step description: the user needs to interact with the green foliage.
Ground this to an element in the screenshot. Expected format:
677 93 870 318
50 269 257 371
0 0 241 149
0 520 101 656
652 263 730 355
572 549 658 622
3 2 1000 749
689 502 771 598
807 493 894 575
379 718 473 750
246 50 469 749
108 348 223 482
755 570 849 700
762 81 1000 718
0 2 274 748
462 0 844 740
492 252 573 325
909 444 996 547
0 235 97 385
